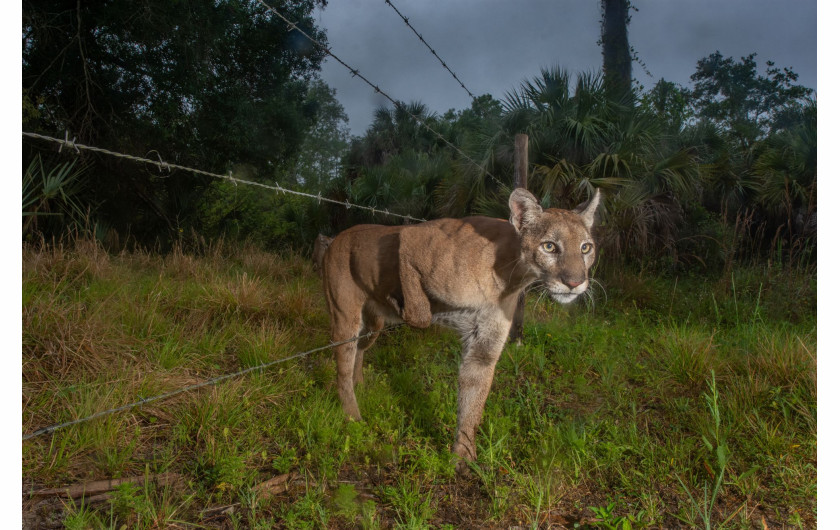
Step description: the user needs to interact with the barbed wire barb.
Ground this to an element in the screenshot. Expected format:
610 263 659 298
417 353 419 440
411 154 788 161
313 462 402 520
155 151 170 174
383 0 476 100
22 325 403 441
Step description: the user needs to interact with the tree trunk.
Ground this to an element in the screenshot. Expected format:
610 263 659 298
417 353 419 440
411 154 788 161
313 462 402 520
601 0 632 98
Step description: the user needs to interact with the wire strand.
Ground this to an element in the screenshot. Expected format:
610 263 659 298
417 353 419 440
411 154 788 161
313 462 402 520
22 325 403 441
384 0 475 100
22 131 427 223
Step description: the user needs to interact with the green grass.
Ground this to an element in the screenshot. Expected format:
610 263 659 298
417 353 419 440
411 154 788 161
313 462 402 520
22 238 816 528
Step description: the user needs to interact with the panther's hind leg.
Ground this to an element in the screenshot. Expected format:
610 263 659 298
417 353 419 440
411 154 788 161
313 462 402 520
353 304 385 385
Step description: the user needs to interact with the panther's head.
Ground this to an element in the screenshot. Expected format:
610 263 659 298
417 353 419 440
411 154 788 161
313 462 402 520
509 188 601 304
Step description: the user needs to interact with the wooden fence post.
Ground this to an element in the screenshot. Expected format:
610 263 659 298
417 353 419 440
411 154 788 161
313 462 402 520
509 133 528 344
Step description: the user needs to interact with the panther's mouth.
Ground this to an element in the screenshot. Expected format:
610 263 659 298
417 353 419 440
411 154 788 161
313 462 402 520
549 291 581 304
546 280 588 304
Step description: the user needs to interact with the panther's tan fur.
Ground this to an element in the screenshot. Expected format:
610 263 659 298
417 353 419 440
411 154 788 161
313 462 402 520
321 188 600 468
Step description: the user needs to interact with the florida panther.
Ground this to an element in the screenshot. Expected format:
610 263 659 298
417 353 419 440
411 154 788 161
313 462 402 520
321 188 600 468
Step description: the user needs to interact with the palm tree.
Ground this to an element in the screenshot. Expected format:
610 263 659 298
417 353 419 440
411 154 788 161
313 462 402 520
751 99 816 262
350 150 449 221
358 101 438 165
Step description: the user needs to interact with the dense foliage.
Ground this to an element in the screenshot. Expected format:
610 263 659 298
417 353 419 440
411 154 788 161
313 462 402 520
333 57 814 270
23 0 330 245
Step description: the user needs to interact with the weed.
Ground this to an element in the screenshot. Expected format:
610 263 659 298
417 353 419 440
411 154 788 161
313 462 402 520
282 485 330 529
379 477 435 528
675 371 732 530
471 421 513 519
516 465 560 529
589 501 640 530
94 428 139 477
272 446 298 474
62 497 112 530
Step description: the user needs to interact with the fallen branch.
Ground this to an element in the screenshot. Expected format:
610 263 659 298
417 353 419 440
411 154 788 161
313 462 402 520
30 472 183 499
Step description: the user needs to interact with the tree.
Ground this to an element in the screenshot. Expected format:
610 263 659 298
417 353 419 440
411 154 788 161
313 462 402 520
340 101 454 223
23 0 328 245
292 80 351 191
640 79 692 135
690 51 814 147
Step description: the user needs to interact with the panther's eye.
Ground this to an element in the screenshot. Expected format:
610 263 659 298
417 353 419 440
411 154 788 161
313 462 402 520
581 242 593 254
540 242 559 254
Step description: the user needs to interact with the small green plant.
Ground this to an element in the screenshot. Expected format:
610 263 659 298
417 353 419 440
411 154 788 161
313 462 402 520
272 446 298 474
379 477 434 528
333 483 361 520
95 432 139 476
62 496 110 530
110 482 149 522
517 467 557 530
589 501 640 530
282 486 330 529
360 498 381 530
470 421 513 520
675 370 731 530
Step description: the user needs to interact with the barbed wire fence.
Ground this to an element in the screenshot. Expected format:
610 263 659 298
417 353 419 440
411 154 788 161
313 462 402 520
22 132 427 224
383 0 476 100
22 0 509 443
22 129 418 442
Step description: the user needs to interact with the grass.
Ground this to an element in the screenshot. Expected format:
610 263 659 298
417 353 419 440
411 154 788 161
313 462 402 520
22 236 816 528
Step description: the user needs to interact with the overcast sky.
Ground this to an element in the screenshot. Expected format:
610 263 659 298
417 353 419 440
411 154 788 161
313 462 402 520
313 0 817 136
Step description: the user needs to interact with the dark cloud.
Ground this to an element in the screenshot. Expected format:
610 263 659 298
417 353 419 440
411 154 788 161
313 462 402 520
315 0 816 135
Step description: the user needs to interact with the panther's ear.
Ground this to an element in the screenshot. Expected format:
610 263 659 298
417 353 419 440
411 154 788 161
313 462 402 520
574 189 601 231
509 188 542 233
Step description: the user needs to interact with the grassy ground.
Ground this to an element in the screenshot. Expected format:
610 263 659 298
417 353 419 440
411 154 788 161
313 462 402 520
22 238 816 528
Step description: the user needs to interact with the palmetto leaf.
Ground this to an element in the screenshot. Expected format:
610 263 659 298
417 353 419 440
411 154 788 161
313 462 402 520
752 115 816 213
23 154 91 233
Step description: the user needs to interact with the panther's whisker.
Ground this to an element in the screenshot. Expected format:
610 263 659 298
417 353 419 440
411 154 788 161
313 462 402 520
584 288 596 312
504 256 527 285
590 278 608 304
524 281 543 295
533 288 549 309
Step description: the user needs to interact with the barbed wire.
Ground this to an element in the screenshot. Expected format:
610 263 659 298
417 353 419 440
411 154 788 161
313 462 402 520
383 0 475 100
22 324 403 441
22 132 427 223
254 0 504 188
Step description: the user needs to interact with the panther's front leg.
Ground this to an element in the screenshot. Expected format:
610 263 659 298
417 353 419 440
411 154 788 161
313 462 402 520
451 308 512 473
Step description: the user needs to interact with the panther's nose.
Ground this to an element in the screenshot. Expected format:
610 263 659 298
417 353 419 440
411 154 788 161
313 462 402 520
564 279 584 288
